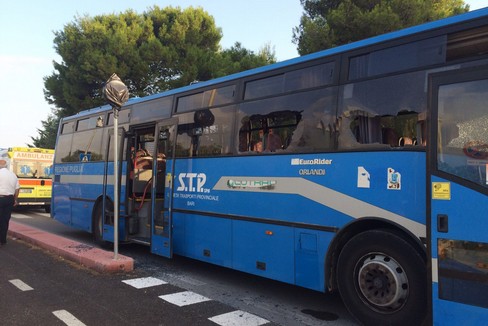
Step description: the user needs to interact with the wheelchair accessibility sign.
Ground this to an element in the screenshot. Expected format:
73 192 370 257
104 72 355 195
432 182 451 200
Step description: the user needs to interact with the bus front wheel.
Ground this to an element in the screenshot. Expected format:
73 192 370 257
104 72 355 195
337 229 426 326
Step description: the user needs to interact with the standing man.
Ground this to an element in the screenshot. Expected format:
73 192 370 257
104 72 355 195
0 159 19 245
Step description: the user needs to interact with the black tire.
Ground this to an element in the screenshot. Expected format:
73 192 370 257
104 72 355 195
44 205 51 213
337 229 426 326
93 204 104 244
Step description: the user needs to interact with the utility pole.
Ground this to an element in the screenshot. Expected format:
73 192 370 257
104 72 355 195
102 73 129 260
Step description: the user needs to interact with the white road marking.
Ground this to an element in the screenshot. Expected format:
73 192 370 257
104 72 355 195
124 275 269 324
122 276 167 289
12 213 31 219
159 291 211 307
52 310 86 326
9 279 33 291
209 310 270 326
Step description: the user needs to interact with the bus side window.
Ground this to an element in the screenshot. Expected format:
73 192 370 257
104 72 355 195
437 79 488 186
338 110 424 149
339 71 428 149
174 106 235 157
239 111 302 154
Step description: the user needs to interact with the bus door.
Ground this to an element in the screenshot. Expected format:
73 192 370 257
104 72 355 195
429 66 488 325
150 119 177 258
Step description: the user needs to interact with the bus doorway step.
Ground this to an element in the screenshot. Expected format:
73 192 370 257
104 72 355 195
131 237 150 246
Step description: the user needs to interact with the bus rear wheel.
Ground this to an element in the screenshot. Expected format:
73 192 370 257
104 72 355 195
337 229 426 326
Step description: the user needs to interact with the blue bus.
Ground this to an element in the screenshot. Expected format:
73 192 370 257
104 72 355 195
52 8 488 325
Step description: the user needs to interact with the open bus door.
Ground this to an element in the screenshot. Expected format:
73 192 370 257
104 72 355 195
150 119 177 258
428 66 488 325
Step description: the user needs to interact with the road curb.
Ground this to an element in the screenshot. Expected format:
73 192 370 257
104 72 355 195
8 221 134 273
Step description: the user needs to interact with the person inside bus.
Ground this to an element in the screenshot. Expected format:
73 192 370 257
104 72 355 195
266 128 282 152
129 146 153 185
251 129 265 153
252 128 282 152
134 147 152 169
251 130 281 153
253 140 263 152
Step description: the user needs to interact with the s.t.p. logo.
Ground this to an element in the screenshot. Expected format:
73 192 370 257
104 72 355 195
176 173 209 193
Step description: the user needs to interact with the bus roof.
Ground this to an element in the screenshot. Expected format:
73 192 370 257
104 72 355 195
67 7 488 120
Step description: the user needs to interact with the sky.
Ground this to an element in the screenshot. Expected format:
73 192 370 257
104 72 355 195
0 0 486 149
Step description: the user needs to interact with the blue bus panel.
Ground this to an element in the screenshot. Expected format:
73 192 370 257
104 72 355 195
170 151 425 291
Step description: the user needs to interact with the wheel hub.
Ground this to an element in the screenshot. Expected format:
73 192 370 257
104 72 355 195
357 254 408 312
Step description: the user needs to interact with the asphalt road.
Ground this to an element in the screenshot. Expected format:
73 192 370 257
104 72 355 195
8 208 358 326
1 237 270 326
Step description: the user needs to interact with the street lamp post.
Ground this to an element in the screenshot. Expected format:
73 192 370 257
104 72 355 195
102 73 129 260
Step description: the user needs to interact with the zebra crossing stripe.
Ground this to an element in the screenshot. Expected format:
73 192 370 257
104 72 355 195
159 291 211 307
52 310 86 326
9 279 33 291
208 310 270 326
122 277 167 289
123 276 269 324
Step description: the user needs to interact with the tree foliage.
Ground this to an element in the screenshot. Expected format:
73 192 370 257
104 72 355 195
293 0 470 55
216 42 276 76
31 112 59 149
37 6 276 148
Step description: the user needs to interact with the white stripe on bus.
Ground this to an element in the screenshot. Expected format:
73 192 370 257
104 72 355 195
57 174 126 185
214 176 426 238
432 258 438 283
